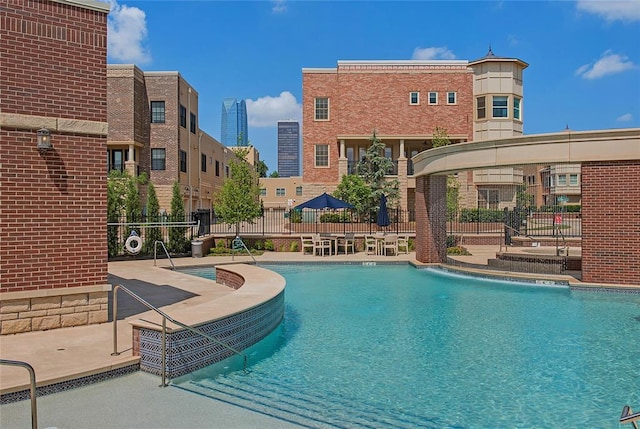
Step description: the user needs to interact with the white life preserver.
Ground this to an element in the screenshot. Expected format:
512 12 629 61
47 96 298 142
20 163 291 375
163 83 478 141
125 235 142 254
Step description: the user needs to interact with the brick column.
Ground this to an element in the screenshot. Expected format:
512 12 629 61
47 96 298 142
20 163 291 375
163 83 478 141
581 160 640 285
415 175 447 263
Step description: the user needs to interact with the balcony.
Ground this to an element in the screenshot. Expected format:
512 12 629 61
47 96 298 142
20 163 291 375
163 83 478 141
347 160 398 176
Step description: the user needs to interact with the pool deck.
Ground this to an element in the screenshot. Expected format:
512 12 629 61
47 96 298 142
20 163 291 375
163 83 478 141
1 245 637 427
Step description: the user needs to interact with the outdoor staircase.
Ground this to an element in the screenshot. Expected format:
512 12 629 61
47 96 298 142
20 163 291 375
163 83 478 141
175 372 449 429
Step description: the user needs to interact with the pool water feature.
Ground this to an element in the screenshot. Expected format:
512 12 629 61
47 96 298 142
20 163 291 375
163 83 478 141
174 264 640 428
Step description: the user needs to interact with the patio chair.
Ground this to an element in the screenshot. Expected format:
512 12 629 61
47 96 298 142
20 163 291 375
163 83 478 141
364 235 377 255
337 233 355 254
397 234 409 254
313 235 332 256
300 235 315 255
382 235 398 256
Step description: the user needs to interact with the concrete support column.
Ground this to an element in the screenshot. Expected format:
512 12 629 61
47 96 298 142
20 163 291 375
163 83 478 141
397 157 408 212
338 139 348 178
125 144 136 176
399 139 405 158
415 175 447 264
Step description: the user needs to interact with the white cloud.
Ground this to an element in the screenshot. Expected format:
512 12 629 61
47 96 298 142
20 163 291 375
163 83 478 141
617 113 634 121
576 0 640 22
107 0 151 64
575 50 635 79
411 47 456 60
246 91 301 127
272 0 287 13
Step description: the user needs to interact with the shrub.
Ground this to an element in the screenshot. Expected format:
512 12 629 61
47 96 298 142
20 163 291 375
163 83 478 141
216 239 227 249
446 235 458 248
253 240 264 250
264 240 275 251
289 210 303 223
290 241 299 252
447 246 471 255
459 208 503 223
319 212 351 223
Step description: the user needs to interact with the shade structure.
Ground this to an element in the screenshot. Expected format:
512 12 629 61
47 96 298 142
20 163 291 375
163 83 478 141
294 192 354 210
377 194 390 227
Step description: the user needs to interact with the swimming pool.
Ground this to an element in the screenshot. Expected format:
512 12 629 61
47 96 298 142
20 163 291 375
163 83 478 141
174 264 640 428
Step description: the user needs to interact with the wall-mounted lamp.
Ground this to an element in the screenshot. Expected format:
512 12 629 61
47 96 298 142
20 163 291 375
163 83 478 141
37 128 52 151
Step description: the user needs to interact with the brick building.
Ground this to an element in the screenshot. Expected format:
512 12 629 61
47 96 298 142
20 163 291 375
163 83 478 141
0 0 111 334
107 65 237 214
301 50 528 211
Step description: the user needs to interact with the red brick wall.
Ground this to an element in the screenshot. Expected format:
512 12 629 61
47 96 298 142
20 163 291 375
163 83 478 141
0 1 108 294
581 161 640 285
302 72 340 184
0 0 107 120
302 65 473 185
415 175 447 263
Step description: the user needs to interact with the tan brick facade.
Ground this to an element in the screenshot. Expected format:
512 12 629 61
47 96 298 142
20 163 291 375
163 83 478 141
0 0 111 334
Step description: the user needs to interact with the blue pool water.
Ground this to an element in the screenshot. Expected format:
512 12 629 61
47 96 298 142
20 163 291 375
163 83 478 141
174 264 640 428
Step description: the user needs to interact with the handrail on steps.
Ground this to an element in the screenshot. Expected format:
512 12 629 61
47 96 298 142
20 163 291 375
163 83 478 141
232 236 256 264
621 405 640 429
111 284 247 387
0 359 38 429
153 240 175 270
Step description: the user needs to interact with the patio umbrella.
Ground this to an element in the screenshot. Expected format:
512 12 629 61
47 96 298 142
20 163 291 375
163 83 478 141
377 193 390 227
294 192 354 210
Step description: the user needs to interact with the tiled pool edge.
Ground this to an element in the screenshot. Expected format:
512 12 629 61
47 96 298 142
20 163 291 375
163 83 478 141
0 363 140 405
137 292 285 378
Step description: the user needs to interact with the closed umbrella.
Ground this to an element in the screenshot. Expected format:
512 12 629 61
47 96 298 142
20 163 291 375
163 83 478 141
377 194 390 227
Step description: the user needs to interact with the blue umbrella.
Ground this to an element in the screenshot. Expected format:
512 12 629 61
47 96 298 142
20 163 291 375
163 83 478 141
294 192 354 210
377 194 390 227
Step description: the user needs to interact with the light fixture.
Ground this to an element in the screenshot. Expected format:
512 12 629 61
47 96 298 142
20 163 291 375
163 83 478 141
37 128 52 151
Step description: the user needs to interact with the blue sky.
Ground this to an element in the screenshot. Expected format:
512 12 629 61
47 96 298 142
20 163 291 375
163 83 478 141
105 0 640 174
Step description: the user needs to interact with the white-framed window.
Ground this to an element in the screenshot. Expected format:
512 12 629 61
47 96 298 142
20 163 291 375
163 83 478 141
558 174 567 186
514 97 522 120
428 92 438 105
314 97 329 120
492 96 508 118
276 188 286 197
315 144 329 167
447 92 457 105
296 186 303 196
409 92 419 105
260 188 267 196
477 96 486 119
570 174 578 186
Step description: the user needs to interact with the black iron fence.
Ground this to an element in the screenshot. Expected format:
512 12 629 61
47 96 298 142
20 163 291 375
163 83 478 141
107 206 582 259
107 214 197 258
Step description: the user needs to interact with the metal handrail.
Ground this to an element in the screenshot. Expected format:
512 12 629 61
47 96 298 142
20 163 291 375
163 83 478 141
0 359 38 429
499 224 528 252
153 240 175 270
111 284 247 387
232 236 256 263
621 405 640 429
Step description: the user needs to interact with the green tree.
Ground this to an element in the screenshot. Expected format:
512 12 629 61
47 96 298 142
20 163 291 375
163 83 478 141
107 170 128 257
516 184 535 211
333 174 371 217
432 126 451 148
124 174 142 238
143 182 162 253
356 131 399 213
168 181 189 253
213 148 262 235
256 160 268 178
269 170 280 178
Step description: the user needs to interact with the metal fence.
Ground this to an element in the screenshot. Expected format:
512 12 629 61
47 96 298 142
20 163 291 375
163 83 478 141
106 206 582 259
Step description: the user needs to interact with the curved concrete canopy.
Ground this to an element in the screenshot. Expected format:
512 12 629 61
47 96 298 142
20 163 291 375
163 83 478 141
412 128 640 177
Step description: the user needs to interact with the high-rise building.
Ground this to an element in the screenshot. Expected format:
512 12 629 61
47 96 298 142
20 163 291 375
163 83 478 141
277 121 300 177
221 98 248 146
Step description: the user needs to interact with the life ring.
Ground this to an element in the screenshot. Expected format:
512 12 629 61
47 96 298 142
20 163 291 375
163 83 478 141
125 235 142 254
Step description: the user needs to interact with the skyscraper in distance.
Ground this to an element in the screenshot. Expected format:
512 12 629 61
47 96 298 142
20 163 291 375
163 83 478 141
277 121 300 177
221 98 248 146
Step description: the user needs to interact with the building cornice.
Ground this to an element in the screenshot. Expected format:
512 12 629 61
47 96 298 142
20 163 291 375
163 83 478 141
0 113 108 136
51 0 110 13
